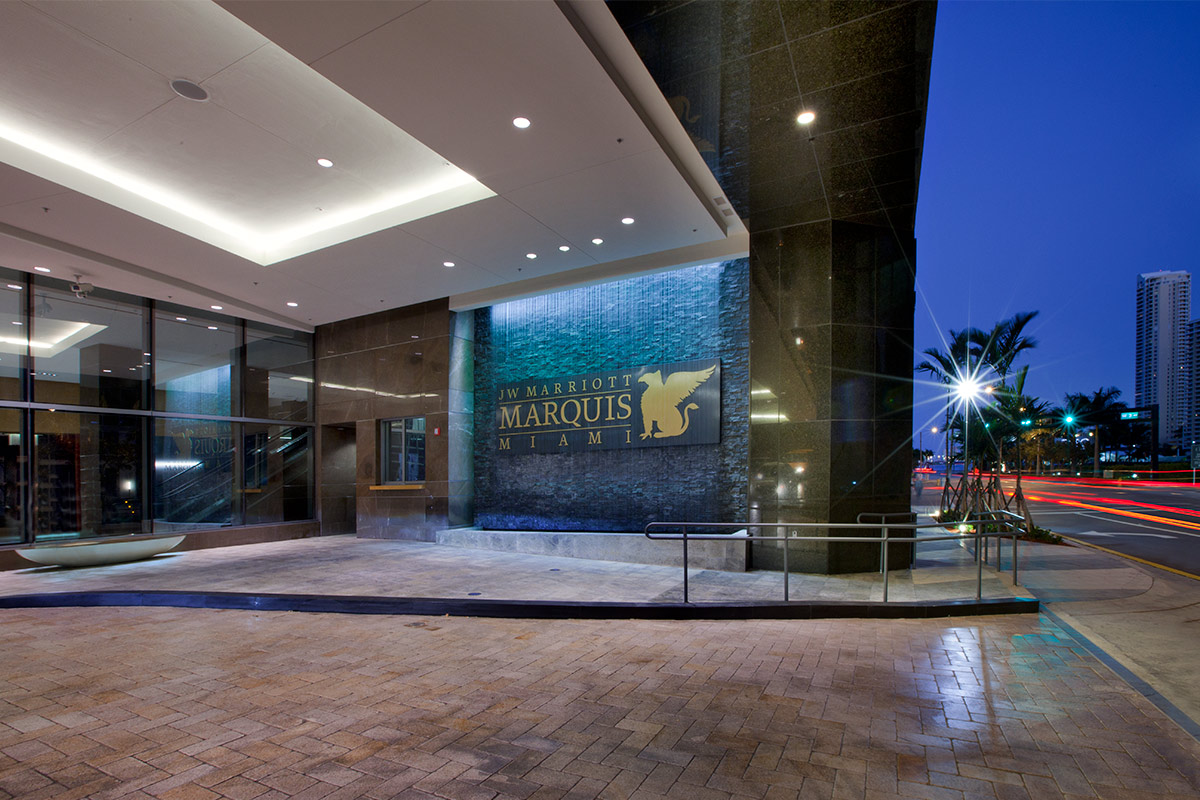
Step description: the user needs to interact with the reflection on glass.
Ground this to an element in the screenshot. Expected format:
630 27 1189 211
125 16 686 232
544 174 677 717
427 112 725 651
0 270 25 401
32 411 147 542
154 418 233 530
32 283 149 409
244 424 313 523
154 307 238 416
246 323 313 421
0 408 22 543
382 417 425 482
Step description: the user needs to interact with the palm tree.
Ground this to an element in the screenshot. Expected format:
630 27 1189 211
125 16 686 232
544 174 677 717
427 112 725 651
1064 387 1126 477
916 327 983 506
973 311 1039 380
915 311 1040 521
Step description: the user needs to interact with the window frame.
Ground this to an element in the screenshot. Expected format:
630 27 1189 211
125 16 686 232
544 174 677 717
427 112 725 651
379 416 426 484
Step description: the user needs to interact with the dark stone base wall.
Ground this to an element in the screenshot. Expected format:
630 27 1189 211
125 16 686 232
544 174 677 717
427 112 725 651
474 261 749 531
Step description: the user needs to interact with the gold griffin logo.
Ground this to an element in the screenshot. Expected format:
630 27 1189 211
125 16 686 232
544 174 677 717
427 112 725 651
637 366 716 440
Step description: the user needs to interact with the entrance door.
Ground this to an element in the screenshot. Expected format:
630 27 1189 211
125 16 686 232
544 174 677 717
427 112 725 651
320 424 356 534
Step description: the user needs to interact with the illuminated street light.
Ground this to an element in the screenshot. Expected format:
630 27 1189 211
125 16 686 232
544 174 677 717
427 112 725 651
954 377 983 403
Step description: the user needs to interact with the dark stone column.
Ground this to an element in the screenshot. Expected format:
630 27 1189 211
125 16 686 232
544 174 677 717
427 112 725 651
610 0 933 572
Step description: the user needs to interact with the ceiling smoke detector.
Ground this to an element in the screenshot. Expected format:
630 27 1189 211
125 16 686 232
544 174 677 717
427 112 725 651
170 79 209 102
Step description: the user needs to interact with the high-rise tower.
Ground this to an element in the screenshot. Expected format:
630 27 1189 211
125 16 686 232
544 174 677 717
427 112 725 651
1135 271 1191 447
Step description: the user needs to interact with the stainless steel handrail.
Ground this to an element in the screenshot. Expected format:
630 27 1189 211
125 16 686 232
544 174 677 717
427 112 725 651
644 512 1024 604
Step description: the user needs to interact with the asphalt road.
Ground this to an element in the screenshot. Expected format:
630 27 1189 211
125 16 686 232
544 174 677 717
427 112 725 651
1014 475 1200 576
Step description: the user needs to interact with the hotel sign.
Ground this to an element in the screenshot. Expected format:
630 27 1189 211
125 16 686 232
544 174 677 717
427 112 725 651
496 358 720 453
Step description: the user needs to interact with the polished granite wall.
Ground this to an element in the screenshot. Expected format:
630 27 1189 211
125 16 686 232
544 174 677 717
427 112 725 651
612 1 933 571
314 299 471 541
474 261 749 531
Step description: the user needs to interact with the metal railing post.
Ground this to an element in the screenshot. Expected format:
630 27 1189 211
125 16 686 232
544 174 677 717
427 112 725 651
783 525 789 602
682 525 689 603
882 525 890 603
976 523 984 601
1013 528 1019 587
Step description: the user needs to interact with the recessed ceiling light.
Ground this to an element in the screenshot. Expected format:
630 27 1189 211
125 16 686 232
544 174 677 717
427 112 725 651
559 245 570 252
592 238 603 245
443 261 455 268
286 302 299 307
170 78 209 102
10 321 20 326
207 326 218 330
512 117 531 129
102 369 111 373
34 267 50 273
316 158 334 168
175 316 187 322
210 305 223 310
144 353 151 356
526 253 537 259
796 110 816 125
6 284 20 290
621 217 635 225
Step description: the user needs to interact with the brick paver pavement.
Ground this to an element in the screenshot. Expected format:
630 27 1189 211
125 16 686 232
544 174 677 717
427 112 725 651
1 607 1198 799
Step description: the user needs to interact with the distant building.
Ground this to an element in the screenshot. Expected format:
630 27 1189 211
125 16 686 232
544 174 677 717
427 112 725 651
1192 319 1200 454
1135 271 1191 448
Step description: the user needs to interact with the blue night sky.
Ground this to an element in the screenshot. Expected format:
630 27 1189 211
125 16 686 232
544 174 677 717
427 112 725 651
913 1 1200 446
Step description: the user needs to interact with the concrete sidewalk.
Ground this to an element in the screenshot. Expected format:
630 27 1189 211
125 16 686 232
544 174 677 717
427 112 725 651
1 520 1197 738
1009 534 1200 735
3 527 1200 798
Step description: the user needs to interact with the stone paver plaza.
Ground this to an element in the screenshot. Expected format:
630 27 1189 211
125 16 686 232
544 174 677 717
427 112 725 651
1 539 1200 799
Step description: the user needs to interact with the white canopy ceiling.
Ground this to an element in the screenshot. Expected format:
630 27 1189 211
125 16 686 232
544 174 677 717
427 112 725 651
0 0 746 330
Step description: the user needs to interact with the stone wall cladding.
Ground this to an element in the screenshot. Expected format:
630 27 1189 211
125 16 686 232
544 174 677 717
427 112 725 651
475 261 749 531
315 299 453 540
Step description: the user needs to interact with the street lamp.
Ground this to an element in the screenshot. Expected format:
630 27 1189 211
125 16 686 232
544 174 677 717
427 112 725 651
1063 414 1077 475
953 377 984 477
920 426 938 466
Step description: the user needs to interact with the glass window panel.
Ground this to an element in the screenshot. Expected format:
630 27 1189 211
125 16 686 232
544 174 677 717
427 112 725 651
154 418 234 531
405 417 425 482
0 408 23 543
381 417 424 483
245 323 313 421
154 307 239 416
0 271 25 401
32 410 147 542
244 424 313 524
30 282 149 409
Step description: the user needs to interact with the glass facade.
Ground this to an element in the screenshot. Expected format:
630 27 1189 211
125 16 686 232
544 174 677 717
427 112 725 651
0 408 22 543
154 418 234 531
244 424 313 523
33 284 150 409
0 282 25 401
246 323 313 421
33 411 147 541
155 306 239 416
0 267 315 545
